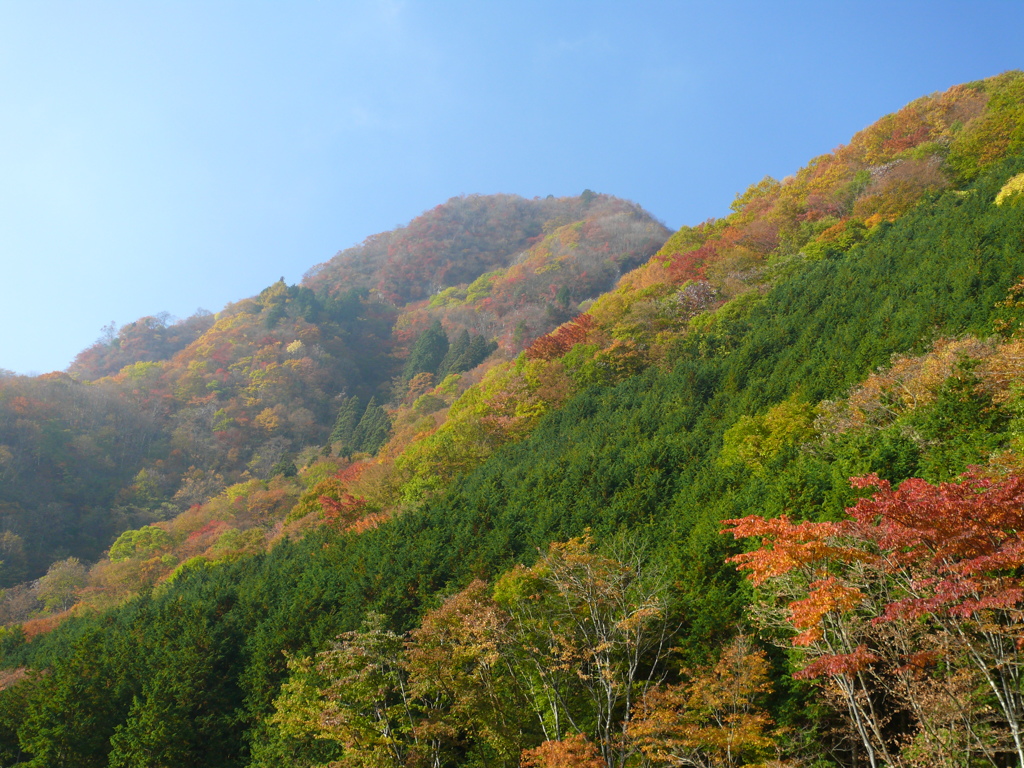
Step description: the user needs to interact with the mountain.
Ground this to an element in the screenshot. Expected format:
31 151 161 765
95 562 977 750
0 192 668 582
0 71 1023 767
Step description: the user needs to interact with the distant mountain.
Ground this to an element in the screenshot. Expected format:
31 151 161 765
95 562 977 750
69 311 215 381
303 192 665 304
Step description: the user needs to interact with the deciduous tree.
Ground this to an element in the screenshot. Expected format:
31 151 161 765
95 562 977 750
493 534 674 768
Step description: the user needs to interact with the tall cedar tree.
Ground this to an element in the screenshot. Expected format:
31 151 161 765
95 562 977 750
329 396 361 455
351 398 391 455
403 321 449 381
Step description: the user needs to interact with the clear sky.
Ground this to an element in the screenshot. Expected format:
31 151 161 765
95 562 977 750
2 0 1022 374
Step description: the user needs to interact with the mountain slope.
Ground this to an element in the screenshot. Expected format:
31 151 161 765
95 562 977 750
1 72 1024 767
0 192 667 583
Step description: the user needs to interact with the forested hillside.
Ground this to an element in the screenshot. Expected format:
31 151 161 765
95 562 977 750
0 193 667 585
1 72 1024 767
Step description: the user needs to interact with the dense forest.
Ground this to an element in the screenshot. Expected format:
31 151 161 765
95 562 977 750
1 72 1024 767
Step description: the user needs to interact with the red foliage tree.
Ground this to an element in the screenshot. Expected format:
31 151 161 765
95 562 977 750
725 472 1024 767
317 491 369 528
665 243 713 284
524 315 597 361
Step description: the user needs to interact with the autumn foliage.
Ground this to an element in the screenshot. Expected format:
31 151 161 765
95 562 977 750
726 472 1024 767
2 71 1024 768
627 637 777 768
524 315 597 361
519 734 604 768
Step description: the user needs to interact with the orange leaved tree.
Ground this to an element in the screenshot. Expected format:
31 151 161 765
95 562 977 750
627 636 777 768
725 472 1024 768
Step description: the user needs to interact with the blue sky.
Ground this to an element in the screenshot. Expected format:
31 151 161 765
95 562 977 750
2 0 1022 374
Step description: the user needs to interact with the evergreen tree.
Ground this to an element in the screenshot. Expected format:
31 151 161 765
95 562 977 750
437 330 471 379
329 396 361 455
351 398 391 455
437 331 496 379
466 334 496 369
18 629 136 768
403 320 449 381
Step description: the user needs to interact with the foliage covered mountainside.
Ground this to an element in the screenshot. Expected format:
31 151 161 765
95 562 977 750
1 72 1024 767
0 193 667 582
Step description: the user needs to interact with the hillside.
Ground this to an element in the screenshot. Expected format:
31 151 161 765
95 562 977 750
1 72 1024 767
0 193 667 582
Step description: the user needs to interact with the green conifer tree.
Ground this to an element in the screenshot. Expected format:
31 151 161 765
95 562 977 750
351 398 391 455
403 320 449 381
437 329 471 379
466 335 496 369
329 396 361 456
